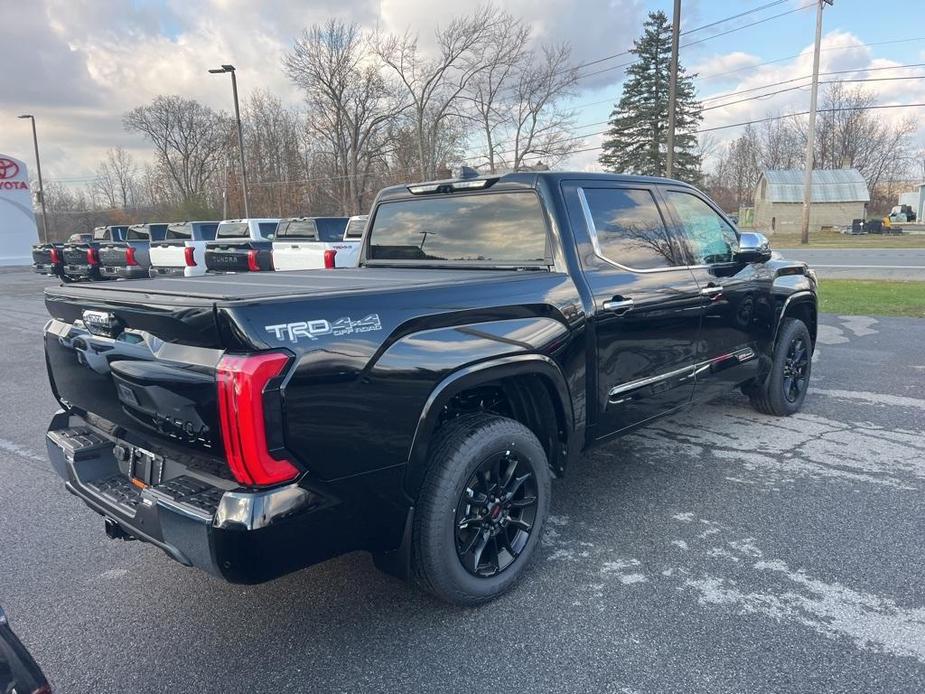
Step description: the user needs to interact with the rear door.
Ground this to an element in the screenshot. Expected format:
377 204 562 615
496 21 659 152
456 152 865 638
660 187 762 401
565 182 702 438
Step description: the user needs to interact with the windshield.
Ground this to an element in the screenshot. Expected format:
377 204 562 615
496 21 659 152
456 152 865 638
367 192 549 265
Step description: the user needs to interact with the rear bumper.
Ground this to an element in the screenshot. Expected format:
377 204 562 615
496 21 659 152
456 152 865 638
62 264 100 279
32 263 60 276
45 410 357 583
150 266 197 278
101 265 149 280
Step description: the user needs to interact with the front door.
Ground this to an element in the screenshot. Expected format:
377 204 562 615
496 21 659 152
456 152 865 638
661 188 763 401
567 183 703 439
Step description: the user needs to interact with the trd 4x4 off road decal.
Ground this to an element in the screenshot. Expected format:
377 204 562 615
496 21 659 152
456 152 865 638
265 314 382 342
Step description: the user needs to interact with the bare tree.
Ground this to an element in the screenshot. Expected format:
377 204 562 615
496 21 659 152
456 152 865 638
375 7 499 179
285 20 405 213
462 10 529 173
123 95 230 205
92 147 138 209
504 42 580 171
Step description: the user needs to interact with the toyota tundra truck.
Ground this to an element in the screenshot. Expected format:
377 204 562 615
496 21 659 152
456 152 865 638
60 226 129 281
99 223 168 280
149 221 219 277
41 172 818 605
202 218 280 274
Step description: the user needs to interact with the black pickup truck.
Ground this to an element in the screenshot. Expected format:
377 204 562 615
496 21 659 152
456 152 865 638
41 172 817 605
60 225 130 281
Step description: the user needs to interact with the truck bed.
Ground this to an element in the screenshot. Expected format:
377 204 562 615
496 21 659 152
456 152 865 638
46 267 533 302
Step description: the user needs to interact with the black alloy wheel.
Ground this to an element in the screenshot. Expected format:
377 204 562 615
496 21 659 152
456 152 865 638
782 334 809 403
455 451 539 578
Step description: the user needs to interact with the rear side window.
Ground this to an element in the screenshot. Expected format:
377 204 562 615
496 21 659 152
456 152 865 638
664 191 738 265
92 228 108 241
258 222 278 238
126 227 149 241
344 216 367 240
368 192 548 264
165 224 191 240
195 223 218 240
581 188 683 269
217 222 249 238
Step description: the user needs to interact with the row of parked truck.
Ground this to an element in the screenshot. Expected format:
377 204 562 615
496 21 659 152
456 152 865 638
31 214 368 282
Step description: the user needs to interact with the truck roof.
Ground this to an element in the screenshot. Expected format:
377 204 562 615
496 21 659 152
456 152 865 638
375 171 697 203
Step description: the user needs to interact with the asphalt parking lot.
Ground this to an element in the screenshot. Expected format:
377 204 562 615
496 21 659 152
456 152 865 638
1 268 923 693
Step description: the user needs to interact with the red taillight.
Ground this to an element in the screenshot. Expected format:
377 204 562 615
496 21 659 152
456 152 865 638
216 352 298 487
184 246 197 267
125 246 138 266
323 249 337 269
86 248 99 265
49 248 61 264
247 249 260 272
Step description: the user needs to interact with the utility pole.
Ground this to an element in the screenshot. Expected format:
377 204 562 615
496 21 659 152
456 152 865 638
17 114 48 242
799 0 832 245
209 64 250 218
665 0 682 178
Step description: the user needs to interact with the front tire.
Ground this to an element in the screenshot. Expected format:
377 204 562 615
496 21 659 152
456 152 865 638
749 317 812 416
412 413 551 606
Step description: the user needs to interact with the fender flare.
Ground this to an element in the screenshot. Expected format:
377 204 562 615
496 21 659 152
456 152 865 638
773 290 817 346
403 354 575 498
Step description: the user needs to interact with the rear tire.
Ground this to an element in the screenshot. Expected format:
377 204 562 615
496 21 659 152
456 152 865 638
412 413 550 606
749 318 812 416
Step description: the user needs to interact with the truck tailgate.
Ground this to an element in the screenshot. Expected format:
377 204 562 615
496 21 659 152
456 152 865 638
44 287 225 458
149 241 188 268
205 241 272 273
272 240 360 270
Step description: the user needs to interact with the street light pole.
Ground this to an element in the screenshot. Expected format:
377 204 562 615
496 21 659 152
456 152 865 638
17 114 49 242
209 64 250 218
799 0 832 245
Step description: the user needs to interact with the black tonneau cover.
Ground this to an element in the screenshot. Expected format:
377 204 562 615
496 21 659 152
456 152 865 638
46 267 533 303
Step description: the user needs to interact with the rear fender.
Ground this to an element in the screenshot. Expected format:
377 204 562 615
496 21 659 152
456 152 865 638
403 353 575 500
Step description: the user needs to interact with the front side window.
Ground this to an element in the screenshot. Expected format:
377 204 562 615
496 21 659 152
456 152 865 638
581 187 683 269
368 192 548 265
665 191 738 265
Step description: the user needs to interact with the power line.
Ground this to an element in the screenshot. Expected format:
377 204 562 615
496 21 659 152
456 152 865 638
702 75 925 113
681 1 789 36
701 62 925 104
696 36 925 81
698 102 925 134
573 1 816 84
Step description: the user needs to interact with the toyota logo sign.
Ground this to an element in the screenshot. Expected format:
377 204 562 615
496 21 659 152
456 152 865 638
0 158 20 180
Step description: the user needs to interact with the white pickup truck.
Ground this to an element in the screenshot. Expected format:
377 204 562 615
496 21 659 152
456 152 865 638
271 216 362 271
202 218 281 273
149 221 220 277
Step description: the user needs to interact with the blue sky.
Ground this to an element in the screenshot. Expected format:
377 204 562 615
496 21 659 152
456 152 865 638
2 0 924 182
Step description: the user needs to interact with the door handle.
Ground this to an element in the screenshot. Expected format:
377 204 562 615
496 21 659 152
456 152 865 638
603 297 635 313
700 285 724 298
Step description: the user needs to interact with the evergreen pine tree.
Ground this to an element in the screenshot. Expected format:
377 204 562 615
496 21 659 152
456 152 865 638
599 11 702 182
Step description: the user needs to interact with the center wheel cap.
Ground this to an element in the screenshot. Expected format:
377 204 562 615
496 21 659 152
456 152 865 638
489 504 502 521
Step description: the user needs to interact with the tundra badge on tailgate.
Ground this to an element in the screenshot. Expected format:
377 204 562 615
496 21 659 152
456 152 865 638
265 314 382 343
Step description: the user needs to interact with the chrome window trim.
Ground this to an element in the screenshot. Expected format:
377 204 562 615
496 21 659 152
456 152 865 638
577 186 709 274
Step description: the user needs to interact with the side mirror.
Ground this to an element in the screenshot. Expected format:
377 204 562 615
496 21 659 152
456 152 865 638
736 231 772 263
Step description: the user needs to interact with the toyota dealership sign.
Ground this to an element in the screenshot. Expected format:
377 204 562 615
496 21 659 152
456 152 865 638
0 153 39 265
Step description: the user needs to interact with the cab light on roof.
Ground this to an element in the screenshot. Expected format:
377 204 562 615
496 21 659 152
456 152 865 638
407 183 442 195
450 179 490 191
